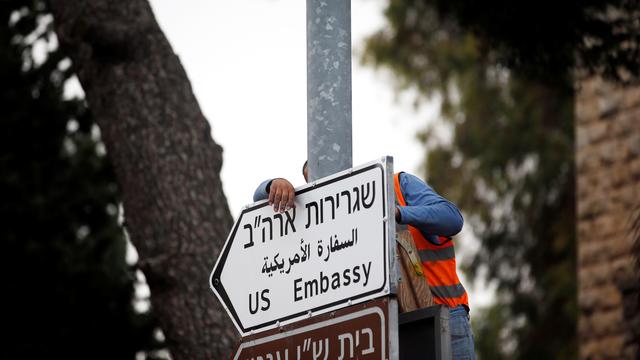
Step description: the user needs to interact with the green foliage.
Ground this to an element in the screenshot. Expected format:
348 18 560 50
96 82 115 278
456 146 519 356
0 0 159 357
364 1 578 358
376 0 639 84
472 305 509 360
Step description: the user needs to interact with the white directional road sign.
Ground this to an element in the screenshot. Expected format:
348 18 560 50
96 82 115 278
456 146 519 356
210 157 396 335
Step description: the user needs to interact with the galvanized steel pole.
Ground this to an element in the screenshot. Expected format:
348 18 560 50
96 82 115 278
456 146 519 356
306 0 352 182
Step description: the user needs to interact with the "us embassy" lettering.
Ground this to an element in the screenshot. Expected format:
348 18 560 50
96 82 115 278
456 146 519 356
293 261 372 302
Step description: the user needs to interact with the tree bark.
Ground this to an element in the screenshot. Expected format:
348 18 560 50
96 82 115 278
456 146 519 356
49 1 237 358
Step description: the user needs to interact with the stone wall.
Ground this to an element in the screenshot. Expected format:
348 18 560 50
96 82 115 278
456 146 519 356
576 76 640 359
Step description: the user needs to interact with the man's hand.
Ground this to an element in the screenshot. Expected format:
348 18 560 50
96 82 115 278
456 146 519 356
269 178 295 213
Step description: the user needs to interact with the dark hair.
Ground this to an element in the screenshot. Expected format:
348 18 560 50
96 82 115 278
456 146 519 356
302 160 308 177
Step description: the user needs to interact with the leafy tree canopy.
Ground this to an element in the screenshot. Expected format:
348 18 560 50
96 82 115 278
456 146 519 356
399 0 640 83
364 1 583 358
1 0 159 357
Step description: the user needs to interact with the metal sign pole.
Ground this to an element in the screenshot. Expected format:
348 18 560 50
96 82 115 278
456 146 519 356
304 3 400 359
306 0 352 181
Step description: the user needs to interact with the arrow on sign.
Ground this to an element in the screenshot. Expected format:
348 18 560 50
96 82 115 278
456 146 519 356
210 158 394 335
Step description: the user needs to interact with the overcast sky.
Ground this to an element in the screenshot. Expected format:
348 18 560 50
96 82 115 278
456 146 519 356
146 0 494 308
147 0 439 216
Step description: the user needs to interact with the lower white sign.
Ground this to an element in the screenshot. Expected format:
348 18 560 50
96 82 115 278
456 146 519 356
210 158 393 335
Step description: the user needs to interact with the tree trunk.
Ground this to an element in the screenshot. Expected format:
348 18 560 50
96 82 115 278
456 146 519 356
49 1 237 358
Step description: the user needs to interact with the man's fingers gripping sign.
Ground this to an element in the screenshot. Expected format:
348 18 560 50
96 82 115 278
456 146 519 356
268 178 296 213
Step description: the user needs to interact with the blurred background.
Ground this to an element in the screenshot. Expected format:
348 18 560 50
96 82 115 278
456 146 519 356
1 0 638 359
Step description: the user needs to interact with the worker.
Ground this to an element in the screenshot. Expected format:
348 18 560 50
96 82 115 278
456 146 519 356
253 161 475 359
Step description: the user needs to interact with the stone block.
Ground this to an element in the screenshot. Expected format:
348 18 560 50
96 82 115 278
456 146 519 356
612 107 640 138
588 121 610 144
579 239 611 265
612 256 634 280
576 95 599 124
577 178 590 199
621 85 640 110
609 185 640 209
579 284 623 312
598 92 623 118
577 76 640 360
592 214 620 238
578 220 594 240
579 261 612 287
609 235 634 260
599 334 625 358
577 125 590 149
599 141 618 166
579 314 602 340
579 338 599 360
577 150 601 174
580 334 625 360
578 198 607 220
577 175 607 204
610 166 626 189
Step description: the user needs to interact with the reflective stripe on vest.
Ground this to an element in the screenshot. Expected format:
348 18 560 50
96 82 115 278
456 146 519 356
394 172 469 309
419 246 456 262
430 283 467 299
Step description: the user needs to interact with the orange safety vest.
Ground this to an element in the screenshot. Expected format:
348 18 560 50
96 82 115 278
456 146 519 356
394 173 469 309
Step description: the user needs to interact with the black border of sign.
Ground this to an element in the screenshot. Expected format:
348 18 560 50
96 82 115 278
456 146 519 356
211 163 388 334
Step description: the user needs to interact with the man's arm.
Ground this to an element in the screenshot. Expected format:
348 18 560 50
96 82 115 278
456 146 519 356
252 178 296 213
253 179 273 202
396 173 463 237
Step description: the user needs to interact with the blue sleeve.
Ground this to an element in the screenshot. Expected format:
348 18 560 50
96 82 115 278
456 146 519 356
396 173 463 238
253 179 273 202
